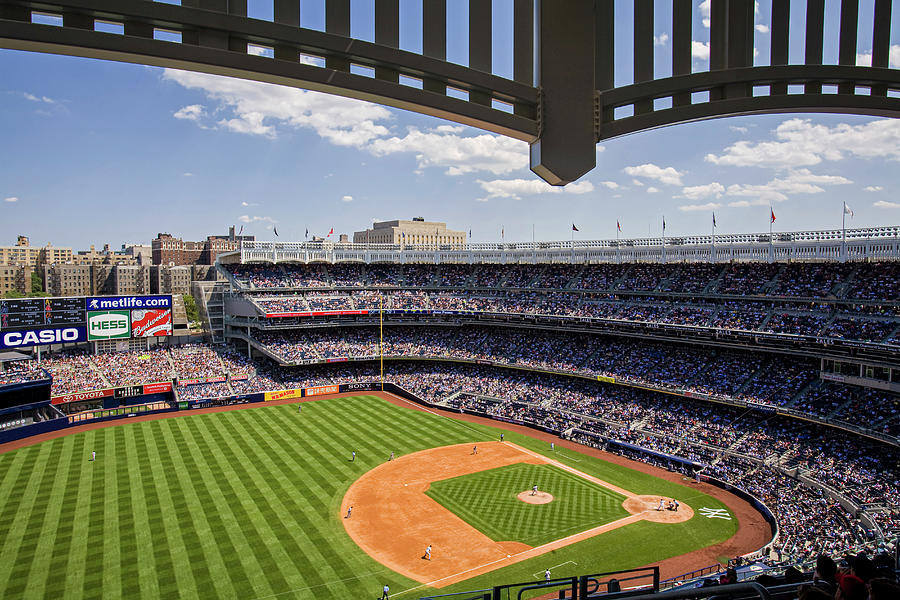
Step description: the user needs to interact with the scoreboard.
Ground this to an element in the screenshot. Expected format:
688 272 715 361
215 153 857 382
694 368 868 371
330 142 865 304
0 298 86 330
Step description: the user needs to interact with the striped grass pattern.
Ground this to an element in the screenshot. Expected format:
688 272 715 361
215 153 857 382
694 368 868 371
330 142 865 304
425 463 629 547
0 396 485 599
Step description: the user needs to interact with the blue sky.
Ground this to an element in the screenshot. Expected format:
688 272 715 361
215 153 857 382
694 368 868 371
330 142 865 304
1 0 899 250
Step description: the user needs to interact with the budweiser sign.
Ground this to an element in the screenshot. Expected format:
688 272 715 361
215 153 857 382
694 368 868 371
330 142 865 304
131 309 172 337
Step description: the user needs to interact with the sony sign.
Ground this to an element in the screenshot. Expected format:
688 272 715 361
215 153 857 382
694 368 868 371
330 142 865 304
0 326 87 350
87 310 131 341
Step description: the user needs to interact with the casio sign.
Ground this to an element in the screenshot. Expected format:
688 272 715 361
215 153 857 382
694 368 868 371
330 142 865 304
1 327 84 349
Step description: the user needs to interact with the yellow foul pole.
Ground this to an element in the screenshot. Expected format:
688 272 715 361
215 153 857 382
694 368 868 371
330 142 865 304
379 293 384 391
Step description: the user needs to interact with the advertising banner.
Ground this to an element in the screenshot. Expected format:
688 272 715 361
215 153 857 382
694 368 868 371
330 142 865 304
51 388 114 405
0 325 87 350
264 389 303 402
87 310 131 341
86 295 171 311
596 375 615 384
304 385 339 397
131 309 172 337
142 382 173 394
115 385 143 399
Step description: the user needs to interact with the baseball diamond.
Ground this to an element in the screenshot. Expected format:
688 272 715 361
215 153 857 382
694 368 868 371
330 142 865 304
0 392 763 599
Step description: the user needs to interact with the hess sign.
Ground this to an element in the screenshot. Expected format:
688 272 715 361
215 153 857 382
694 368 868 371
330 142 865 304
87 310 131 341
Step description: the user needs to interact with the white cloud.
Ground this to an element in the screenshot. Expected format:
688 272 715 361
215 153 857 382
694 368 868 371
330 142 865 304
654 33 669 46
679 202 722 212
341 195 353 202
699 0 711 27
476 178 594 201
728 198 769 208
3 197 18 203
725 169 851 204
705 118 900 168
755 24 769 33
729 126 748 133
173 104 206 122
164 69 393 146
23 92 55 104
680 182 725 201
646 186 660 193
247 44 273 57
692 41 710 61
164 69 532 177
369 127 528 176
632 179 645 187
240 201 259 207
238 215 276 224
874 200 900 209
599 181 619 189
864 186 883 192
183 172 193 177
856 45 900 68
624 163 684 186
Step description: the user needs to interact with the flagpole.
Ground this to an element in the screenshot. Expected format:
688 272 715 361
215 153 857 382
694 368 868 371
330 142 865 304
769 207 774 263
842 201 847 261
616 222 620 265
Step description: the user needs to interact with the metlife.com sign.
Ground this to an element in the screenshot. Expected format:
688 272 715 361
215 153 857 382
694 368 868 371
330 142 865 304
85 295 171 311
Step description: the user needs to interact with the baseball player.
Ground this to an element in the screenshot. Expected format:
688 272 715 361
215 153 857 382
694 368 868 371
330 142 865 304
298 404 302 414
472 446 477 455
550 442 555 451
345 505 352 519
500 433 504 442
351 451 356 462
424 545 432 560
389 451 394 461
657 498 665 511
91 451 95 462
381 584 390 599
532 484 538 496
673 499 679 512
545 569 551 581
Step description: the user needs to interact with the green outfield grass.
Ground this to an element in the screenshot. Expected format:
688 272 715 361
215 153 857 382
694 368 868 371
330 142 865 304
0 396 739 599
426 463 629 546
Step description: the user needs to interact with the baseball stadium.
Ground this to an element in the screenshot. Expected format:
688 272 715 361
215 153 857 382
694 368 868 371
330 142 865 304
3 1 900 599
1 231 899 599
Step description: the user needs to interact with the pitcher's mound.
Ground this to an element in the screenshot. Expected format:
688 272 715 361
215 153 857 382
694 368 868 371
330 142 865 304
517 490 554 504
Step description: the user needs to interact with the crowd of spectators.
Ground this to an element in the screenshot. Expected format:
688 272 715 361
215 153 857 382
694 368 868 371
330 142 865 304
0 361 49 387
243 287 898 345
37 344 253 396
247 326 893 430
225 260 900 302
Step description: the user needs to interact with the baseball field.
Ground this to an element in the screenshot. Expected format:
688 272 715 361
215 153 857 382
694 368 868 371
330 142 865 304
0 393 760 599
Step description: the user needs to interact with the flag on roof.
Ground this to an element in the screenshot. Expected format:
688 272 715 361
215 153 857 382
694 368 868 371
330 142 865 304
572 223 579 232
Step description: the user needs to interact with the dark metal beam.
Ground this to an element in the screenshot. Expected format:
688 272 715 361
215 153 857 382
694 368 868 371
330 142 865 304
273 0 299 62
512 0 532 116
595 0 614 92
805 0 825 95
325 0 350 72
468 0 491 106
375 0 399 83
769 0 789 95
838 0 859 95
709 0 727 100
871 0 892 97
422 0 446 95
725 0 753 99
633 0 653 115
531 0 595 185
672 0 691 107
